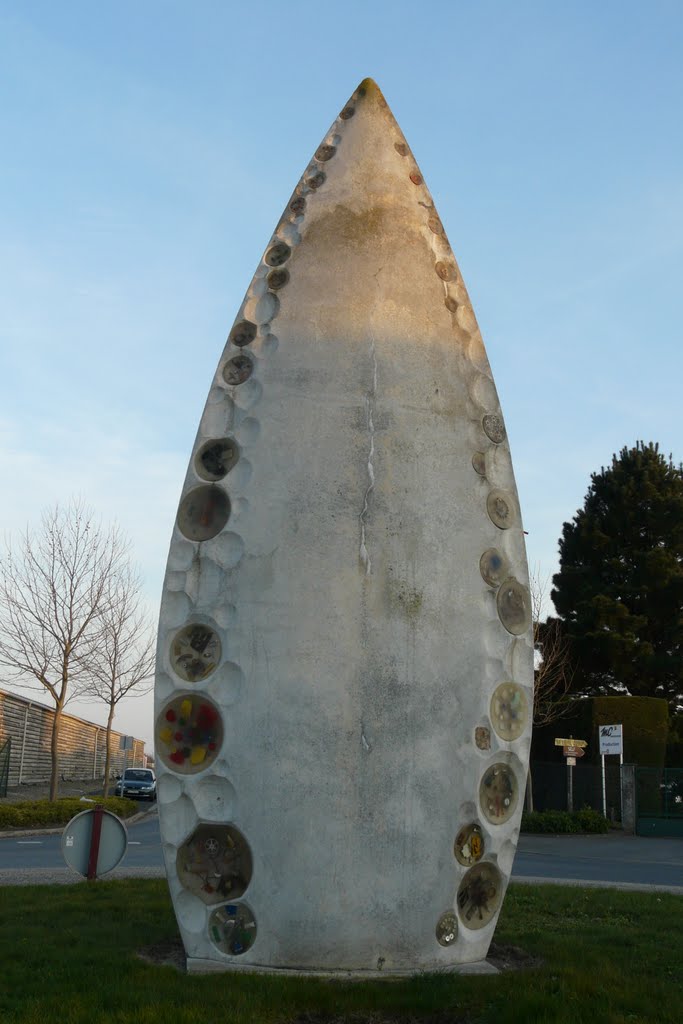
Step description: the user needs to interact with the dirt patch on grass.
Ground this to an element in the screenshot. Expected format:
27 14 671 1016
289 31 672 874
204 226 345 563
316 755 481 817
137 939 187 972
487 941 544 972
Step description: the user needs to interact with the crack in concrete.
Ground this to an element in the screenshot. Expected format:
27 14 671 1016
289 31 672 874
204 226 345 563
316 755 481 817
359 327 377 576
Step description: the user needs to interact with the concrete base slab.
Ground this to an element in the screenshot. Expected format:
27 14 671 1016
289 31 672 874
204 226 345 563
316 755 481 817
186 957 499 977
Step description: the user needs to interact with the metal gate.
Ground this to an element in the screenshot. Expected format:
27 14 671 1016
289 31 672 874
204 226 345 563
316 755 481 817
636 767 683 836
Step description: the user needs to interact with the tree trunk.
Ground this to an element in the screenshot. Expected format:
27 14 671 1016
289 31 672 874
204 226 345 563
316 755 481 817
49 703 64 802
102 703 116 798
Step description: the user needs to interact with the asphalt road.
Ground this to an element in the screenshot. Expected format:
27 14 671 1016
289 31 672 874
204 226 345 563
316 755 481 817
1 812 682 891
513 833 683 891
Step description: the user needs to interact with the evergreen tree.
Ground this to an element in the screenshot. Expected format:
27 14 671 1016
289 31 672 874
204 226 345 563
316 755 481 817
551 442 683 710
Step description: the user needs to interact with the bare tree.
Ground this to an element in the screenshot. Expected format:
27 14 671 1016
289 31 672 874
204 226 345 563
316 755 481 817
526 567 576 810
79 564 155 796
0 500 128 800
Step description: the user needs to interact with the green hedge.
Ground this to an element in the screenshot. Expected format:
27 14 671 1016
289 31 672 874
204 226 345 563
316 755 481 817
532 695 669 766
522 807 610 834
0 797 137 830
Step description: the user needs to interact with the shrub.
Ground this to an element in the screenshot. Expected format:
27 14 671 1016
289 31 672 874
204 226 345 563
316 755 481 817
0 797 136 830
522 807 610 834
573 806 610 833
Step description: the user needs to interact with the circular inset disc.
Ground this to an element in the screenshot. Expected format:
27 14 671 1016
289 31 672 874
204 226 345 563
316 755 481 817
223 355 253 386
457 863 502 930
229 320 257 348
435 261 455 281
480 763 518 825
156 695 223 774
487 489 515 530
454 823 485 867
267 268 290 291
209 902 257 956
315 144 336 162
483 413 506 444
171 623 222 682
265 242 291 267
479 548 510 588
497 578 531 635
472 451 487 477
435 910 458 947
490 682 529 741
177 486 230 542
195 439 239 482
306 170 326 190
177 824 253 905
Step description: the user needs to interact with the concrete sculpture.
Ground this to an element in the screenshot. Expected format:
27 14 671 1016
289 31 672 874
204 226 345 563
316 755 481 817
155 78 533 974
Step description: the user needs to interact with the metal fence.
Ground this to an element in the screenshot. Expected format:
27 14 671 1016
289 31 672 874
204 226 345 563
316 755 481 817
635 767 683 836
528 760 624 820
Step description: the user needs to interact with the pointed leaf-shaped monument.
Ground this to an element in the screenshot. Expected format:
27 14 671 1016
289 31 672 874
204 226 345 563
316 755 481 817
155 79 533 974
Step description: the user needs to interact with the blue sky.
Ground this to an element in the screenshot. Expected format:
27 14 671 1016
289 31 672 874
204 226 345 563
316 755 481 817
1 1 682 746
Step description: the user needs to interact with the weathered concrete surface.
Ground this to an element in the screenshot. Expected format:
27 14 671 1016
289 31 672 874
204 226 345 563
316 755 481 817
155 78 533 973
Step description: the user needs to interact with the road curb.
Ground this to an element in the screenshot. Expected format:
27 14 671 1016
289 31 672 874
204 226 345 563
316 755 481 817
512 876 683 896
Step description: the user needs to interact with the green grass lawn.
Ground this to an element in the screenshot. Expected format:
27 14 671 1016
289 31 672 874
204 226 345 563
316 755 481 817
1 880 680 1024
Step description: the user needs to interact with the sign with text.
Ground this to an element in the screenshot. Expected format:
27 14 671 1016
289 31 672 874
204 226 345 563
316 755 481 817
554 737 587 748
563 745 585 759
599 724 623 756
566 756 576 766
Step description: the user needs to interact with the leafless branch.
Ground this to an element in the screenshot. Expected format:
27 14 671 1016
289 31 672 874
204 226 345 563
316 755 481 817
0 498 131 800
530 566 575 727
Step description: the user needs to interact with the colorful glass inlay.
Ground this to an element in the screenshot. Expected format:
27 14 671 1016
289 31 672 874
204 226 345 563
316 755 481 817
209 902 257 956
156 695 223 774
454 823 485 866
177 825 253 905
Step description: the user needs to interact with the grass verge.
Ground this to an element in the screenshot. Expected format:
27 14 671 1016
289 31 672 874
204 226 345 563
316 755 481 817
0 796 137 829
0 879 680 1024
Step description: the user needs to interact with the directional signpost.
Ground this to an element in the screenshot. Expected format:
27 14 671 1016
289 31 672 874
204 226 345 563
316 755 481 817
555 737 588 812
